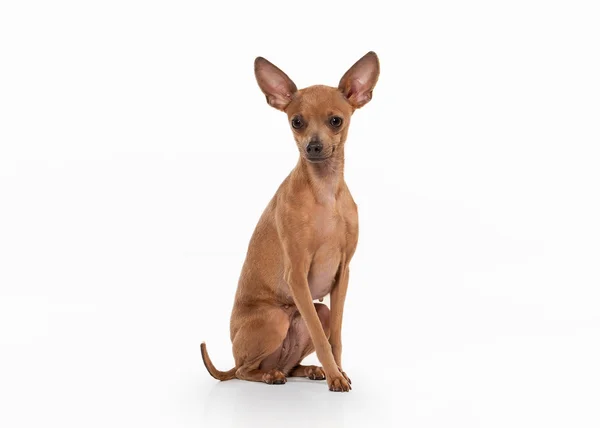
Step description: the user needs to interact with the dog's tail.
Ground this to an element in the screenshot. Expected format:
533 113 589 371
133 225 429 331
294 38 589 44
200 342 237 381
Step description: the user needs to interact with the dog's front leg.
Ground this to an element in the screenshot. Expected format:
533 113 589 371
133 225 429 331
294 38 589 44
330 263 351 384
282 255 351 392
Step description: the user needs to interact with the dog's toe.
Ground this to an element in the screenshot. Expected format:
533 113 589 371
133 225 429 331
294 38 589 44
327 372 351 392
307 366 326 380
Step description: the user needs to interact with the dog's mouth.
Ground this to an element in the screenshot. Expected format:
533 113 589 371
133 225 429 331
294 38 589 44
306 157 331 164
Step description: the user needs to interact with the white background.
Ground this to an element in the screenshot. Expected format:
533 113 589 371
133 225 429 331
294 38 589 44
1 1 599 427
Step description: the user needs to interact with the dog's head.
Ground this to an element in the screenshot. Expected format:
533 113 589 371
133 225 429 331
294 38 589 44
254 52 379 164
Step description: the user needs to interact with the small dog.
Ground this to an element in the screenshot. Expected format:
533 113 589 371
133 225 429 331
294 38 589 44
201 52 379 392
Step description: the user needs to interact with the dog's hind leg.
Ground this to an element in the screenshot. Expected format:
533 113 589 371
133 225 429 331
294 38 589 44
232 305 291 385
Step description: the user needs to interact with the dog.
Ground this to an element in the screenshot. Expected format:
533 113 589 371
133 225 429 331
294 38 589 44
201 52 379 392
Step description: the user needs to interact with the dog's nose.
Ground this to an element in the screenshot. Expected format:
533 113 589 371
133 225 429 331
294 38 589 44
306 140 323 155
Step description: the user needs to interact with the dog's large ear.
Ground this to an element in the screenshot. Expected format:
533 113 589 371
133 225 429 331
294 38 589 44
254 57 297 111
338 51 380 109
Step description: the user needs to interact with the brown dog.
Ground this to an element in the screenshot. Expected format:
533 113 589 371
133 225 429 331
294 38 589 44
201 52 379 392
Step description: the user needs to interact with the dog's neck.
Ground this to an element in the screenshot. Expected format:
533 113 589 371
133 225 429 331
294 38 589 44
295 145 345 205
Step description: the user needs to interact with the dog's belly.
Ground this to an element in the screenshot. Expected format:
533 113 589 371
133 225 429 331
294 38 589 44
307 247 341 300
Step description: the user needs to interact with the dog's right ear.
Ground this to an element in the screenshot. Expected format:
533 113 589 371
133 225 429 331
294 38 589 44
254 57 297 111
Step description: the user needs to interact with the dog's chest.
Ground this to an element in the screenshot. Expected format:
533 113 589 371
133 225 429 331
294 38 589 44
308 244 341 300
306 205 352 300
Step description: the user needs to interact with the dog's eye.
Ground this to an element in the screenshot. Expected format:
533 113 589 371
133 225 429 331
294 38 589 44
291 116 304 129
329 116 343 128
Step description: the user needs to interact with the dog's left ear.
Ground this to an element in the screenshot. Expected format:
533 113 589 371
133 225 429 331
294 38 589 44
338 51 380 109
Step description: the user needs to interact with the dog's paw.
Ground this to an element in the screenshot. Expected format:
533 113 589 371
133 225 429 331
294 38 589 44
305 366 326 380
262 369 287 385
327 370 352 392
